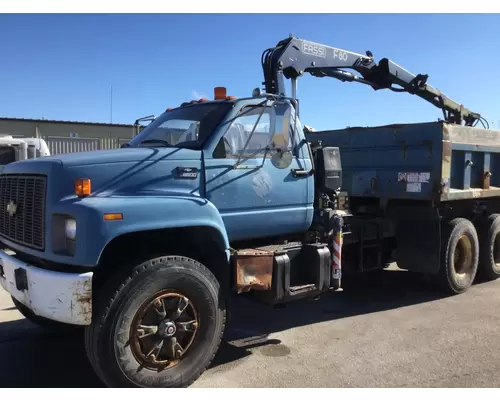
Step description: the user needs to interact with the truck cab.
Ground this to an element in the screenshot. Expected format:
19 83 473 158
0 90 315 264
0 88 341 388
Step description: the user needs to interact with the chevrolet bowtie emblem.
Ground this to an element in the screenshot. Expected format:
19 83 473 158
6 201 17 217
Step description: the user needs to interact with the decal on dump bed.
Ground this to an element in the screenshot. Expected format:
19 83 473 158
398 172 431 193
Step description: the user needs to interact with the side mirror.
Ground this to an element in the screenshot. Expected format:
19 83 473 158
271 148 293 169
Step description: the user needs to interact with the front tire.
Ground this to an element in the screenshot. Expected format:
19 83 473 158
85 256 226 388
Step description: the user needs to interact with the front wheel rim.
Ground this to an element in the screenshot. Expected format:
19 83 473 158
129 290 199 371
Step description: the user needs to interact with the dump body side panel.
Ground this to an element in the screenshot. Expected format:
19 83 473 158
306 122 444 201
440 124 500 201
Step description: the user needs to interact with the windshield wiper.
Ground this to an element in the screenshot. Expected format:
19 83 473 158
139 139 173 147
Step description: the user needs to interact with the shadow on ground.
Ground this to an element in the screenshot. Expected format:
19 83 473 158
0 269 487 387
0 320 101 387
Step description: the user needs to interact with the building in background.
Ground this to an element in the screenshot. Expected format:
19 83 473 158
0 117 141 155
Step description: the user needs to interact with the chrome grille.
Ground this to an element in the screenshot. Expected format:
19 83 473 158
0 174 47 250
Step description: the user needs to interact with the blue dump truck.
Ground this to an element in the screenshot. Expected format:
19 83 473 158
0 35 498 387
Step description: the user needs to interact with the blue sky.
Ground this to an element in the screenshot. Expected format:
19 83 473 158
1 13 499 130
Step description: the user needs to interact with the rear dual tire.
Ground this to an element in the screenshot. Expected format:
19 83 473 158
437 218 479 294
477 213 500 281
435 213 500 294
84 256 226 388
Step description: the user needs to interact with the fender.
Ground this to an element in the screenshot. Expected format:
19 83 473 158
83 195 230 267
96 196 230 264
2 195 230 268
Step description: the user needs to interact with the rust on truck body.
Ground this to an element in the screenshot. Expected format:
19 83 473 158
233 249 274 294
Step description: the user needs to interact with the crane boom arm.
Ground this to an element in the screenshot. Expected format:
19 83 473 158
261 35 482 126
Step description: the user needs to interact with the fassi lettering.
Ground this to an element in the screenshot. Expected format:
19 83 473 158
302 43 325 58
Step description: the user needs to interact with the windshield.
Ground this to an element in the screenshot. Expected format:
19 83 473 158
128 102 232 149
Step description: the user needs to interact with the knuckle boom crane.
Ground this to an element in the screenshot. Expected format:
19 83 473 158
261 35 485 128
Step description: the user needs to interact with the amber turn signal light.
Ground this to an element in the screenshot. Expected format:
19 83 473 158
103 213 123 221
75 178 91 197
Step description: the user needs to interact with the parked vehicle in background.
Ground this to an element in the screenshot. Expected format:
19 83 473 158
0 135 50 170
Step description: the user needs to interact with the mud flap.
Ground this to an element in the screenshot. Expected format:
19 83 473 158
393 207 442 274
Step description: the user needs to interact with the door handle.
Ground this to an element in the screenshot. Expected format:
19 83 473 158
291 168 313 177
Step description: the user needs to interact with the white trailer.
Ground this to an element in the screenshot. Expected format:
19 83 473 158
0 135 51 171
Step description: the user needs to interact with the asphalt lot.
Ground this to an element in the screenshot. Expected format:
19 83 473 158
1 268 500 388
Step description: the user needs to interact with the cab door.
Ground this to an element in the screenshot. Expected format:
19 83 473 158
203 101 314 242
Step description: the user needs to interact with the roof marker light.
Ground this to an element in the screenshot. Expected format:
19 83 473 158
214 87 227 100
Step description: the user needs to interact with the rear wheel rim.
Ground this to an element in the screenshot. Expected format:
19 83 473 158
453 235 473 277
129 291 199 371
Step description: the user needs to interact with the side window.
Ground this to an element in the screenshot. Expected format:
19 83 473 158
221 103 296 158
223 106 272 158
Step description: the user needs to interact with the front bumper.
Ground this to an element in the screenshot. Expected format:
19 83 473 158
0 250 93 325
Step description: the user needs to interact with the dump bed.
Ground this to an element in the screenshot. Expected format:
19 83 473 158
305 121 500 203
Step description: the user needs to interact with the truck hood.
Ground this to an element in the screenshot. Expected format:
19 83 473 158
1 147 205 201
50 147 200 167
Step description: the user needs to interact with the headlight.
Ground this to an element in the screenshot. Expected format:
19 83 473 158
65 219 76 240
